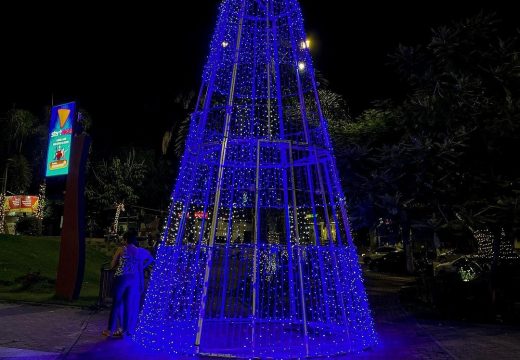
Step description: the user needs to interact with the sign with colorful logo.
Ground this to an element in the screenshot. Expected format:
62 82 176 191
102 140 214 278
45 102 76 177
3 196 39 214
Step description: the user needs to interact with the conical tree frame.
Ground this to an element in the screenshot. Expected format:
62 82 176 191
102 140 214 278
135 0 377 357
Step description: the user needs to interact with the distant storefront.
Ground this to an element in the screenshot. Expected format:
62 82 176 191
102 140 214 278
3 195 39 235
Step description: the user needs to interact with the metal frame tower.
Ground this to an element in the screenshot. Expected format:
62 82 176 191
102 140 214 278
134 0 377 357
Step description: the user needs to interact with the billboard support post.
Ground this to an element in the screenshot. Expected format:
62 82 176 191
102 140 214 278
45 101 90 301
55 133 91 300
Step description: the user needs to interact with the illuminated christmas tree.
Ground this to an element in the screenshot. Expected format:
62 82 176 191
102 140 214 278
134 0 377 357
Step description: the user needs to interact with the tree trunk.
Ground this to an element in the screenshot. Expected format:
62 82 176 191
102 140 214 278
489 226 502 314
402 222 414 273
369 227 377 249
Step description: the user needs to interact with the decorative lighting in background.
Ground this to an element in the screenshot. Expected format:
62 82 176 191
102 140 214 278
0 192 5 234
134 0 377 358
300 39 311 49
111 202 125 235
475 228 517 260
35 181 46 221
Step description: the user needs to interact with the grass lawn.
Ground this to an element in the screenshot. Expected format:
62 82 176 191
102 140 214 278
0 234 112 307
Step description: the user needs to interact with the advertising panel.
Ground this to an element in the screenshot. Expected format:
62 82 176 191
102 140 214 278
3 195 39 214
45 102 76 177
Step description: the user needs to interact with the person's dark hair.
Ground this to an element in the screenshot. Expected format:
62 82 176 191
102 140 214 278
122 232 139 246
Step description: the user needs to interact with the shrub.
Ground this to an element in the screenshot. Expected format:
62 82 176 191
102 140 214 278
15 216 43 236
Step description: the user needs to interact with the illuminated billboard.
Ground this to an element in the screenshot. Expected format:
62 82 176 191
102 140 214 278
45 102 76 177
3 195 39 214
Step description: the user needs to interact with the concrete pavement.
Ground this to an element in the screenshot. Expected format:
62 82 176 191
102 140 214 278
1 270 519 359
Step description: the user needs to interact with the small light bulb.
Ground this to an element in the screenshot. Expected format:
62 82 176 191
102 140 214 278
298 62 306 71
222 41 229 48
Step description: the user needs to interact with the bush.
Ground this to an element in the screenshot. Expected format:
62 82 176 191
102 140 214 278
14 271 54 292
15 216 43 236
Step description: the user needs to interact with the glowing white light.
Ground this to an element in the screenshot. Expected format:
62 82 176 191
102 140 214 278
222 41 229 48
300 39 311 49
298 62 306 70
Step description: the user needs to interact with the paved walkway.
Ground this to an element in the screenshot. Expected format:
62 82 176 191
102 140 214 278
0 271 519 359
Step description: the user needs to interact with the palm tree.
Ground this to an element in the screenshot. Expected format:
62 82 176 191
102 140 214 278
5 108 37 154
0 109 37 195
5 154 32 194
161 91 196 157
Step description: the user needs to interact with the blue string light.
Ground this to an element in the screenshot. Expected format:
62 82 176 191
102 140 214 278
134 0 377 357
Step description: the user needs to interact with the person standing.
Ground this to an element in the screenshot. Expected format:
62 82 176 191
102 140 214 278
153 233 162 252
102 232 141 337
133 242 154 329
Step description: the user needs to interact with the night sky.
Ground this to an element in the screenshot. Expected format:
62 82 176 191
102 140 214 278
0 1 517 153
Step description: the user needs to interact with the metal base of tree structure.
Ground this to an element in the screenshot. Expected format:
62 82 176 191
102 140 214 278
136 243 375 358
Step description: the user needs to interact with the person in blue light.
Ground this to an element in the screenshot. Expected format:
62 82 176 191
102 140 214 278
102 232 153 337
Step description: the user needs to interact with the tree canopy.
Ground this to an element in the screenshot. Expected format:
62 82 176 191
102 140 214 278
328 13 520 254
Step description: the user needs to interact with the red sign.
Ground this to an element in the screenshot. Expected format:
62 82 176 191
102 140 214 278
4 196 38 213
175 211 208 219
194 211 208 219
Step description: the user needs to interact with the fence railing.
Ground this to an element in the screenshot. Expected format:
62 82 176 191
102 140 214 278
97 262 114 307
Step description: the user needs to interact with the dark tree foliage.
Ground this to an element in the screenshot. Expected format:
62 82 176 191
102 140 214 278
330 13 520 263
